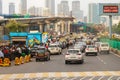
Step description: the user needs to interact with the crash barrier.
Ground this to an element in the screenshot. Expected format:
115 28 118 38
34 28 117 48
100 38 120 50
15 54 31 65
0 58 11 67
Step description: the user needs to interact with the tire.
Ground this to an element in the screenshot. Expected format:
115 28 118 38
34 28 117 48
95 53 97 56
80 59 84 64
85 53 88 56
65 60 68 64
36 58 39 62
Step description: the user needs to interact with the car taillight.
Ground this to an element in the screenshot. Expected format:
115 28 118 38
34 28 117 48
66 53 70 55
86 48 89 50
77 53 81 55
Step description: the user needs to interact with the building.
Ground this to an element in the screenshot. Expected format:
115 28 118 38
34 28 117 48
57 1 69 17
9 3 15 15
45 0 55 16
20 0 27 15
72 1 83 21
84 16 87 23
28 7 43 16
0 0 2 14
88 3 100 24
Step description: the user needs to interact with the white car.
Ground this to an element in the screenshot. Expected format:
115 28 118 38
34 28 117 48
65 49 84 64
85 45 98 56
99 42 110 54
48 43 62 55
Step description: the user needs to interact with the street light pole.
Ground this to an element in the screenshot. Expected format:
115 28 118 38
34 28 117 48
109 15 112 38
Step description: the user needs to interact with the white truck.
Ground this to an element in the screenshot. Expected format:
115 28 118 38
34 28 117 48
99 42 110 54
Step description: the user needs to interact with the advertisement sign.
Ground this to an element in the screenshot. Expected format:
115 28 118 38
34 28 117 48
99 3 120 16
42 32 48 43
27 33 42 47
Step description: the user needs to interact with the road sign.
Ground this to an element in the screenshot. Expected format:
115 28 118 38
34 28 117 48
99 3 120 16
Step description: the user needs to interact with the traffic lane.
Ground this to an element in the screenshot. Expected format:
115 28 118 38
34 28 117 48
7 76 120 80
0 49 120 74
96 52 120 71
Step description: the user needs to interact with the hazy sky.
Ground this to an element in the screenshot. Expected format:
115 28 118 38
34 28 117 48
2 0 120 16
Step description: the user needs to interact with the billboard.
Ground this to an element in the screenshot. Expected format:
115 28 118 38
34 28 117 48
42 32 48 43
99 3 120 16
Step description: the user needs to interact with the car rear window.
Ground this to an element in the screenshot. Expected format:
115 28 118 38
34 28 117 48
101 44 109 47
37 49 45 53
68 50 80 53
88 46 95 48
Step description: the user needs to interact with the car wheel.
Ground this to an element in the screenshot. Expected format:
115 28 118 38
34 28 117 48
80 59 84 64
95 53 97 56
36 58 39 62
65 60 68 64
85 53 88 56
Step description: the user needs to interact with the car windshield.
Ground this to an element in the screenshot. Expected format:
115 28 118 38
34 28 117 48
68 50 79 53
37 49 45 53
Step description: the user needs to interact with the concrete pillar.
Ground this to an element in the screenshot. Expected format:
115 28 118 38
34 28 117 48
39 24 43 33
54 23 58 32
68 21 72 33
61 21 64 34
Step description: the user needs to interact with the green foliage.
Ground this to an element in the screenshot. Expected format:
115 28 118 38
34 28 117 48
5 20 28 32
112 22 120 34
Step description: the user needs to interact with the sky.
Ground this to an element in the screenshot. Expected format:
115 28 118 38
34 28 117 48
1 0 120 16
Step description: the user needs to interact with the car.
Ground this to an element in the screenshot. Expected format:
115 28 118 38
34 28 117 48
36 46 50 62
48 43 62 55
65 49 84 64
99 42 110 54
85 45 98 56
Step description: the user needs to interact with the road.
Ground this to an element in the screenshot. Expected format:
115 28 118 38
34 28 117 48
0 47 120 80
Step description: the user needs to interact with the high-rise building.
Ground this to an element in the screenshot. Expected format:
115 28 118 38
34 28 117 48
88 3 100 24
9 3 15 15
45 0 55 16
0 0 2 14
72 1 80 11
20 0 27 15
28 6 43 16
72 1 83 21
57 1 69 17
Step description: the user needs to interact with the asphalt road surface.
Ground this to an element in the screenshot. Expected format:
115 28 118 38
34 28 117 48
0 47 120 80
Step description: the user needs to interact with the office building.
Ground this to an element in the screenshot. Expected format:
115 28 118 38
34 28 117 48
0 0 2 14
20 0 27 15
88 3 100 24
57 1 69 17
45 0 55 16
9 3 15 15
72 1 83 21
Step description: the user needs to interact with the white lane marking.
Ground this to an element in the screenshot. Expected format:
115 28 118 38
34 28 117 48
98 76 104 80
24 73 30 78
117 77 120 80
0 75 5 79
9 74 17 79
96 56 106 64
80 76 86 80
111 52 120 58
61 72 68 77
89 76 96 80
108 76 113 80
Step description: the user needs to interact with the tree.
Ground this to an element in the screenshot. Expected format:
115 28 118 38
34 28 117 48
5 19 28 33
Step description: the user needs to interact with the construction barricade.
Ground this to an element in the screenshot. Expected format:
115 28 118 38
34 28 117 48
3 58 11 67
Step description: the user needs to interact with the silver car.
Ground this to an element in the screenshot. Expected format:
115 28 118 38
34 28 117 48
65 49 84 64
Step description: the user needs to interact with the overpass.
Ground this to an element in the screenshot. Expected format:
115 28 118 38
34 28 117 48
0 17 74 38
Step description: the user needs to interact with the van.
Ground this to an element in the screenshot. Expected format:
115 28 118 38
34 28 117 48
99 42 110 54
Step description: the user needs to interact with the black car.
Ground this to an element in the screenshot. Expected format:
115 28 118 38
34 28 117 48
36 47 50 62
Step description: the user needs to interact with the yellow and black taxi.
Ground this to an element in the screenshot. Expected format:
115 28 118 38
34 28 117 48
36 46 50 62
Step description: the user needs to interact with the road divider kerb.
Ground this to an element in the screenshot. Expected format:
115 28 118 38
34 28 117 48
0 71 120 79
